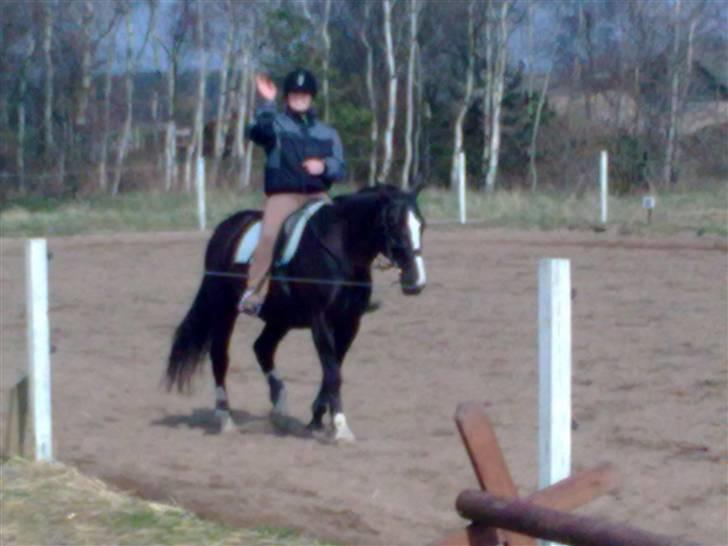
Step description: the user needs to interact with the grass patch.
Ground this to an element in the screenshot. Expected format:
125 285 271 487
1 182 726 238
0 457 339 546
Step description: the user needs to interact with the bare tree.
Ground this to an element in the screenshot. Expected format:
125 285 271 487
16 34 36 194
481 0 494 185
240 69 256 189
484 0 510 193
112 8 136 196
42 1 55 154
75 1 94 127
359 1 379 187
401 0 420 189
378 0 397 183
322 0 332 123
451 0 476 189
211 0 236 186
184 0 207 192
98 38 115 192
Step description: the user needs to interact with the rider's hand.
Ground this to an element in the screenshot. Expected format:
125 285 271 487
256 74 277 101
302 158 325 176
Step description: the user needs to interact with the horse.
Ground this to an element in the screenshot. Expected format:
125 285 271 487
164 183 427 441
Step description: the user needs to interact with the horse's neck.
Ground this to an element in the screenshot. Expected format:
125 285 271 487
334 195 383 267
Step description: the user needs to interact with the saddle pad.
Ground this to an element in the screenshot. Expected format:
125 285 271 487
233 221 262 264
276 200 327 266
232 200 327 266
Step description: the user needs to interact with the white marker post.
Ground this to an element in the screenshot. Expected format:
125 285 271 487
599 150 608 224
458 151 467 224
538 259 571 546
26 239 53 462
196 155 206 231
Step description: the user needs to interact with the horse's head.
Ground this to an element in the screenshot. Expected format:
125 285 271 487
374 183 427 295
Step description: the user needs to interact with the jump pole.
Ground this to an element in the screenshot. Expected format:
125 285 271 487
458 151 466 225
538 258 572 546
26 238 53 462
196 155 206 231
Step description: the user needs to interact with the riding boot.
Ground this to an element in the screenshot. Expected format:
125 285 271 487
238 275 269 316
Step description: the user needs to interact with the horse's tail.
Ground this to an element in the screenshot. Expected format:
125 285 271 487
165 277 215 392
165 209 261 393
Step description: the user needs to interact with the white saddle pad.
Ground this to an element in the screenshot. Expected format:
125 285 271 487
233 200 327 266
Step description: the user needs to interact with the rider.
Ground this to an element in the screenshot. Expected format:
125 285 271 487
238 68 346 315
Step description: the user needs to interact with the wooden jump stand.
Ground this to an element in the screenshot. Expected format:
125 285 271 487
434 401 700 546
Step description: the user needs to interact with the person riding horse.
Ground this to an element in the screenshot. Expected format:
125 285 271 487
239 68 346 315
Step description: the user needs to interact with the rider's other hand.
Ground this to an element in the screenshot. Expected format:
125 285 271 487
302 158 325 176
256 75 277 101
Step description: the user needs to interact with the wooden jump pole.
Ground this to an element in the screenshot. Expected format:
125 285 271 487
456 490 701 546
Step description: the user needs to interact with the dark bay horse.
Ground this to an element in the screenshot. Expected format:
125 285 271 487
165 184 427 441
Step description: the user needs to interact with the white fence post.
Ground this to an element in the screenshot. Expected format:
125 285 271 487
458 151 467 224
196 155 206 231
26 239 53 462
600 150 608 224
538 258 571 545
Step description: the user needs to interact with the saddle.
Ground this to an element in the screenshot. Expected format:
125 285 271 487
233 199 328 267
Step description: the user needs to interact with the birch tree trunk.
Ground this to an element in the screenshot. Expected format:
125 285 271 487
672 17 697 179
662 0 682 187
185 0 207 192
112 11 136 196
43 1 55 155
322 0 332 123
481 0 494 187
484 0 510 193
76 1 94 127
378 0 397 183
212 8 234 186
401 0 419 189
16 37 36 194
360 2 379 187
413 42 423 182
527 0 534 98
233 50 251 159
240 70 256 189
451 0 475 189
98 40 114 192
529 67 552 191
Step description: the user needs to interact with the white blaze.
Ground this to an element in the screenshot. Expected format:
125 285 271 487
406 210 426 287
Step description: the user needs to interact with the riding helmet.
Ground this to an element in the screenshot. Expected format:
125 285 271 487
283 68 318 97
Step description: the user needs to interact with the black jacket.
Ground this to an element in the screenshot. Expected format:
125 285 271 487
247 102 346 195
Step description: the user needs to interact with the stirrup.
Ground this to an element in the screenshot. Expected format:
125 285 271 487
238 289 263 316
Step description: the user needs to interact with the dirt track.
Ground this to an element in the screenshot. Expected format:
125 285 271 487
1 227 726 546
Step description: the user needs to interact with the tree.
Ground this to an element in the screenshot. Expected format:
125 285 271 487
401 0 420 189
378 0 397 184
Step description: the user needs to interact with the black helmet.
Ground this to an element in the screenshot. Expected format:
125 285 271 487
283 68 318 97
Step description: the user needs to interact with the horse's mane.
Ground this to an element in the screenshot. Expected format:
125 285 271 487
332 184 406 207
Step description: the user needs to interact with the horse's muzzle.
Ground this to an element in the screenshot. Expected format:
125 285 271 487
400 256 426 295
402 283 424 296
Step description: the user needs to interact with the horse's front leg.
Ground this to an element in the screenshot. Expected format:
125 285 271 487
310 314 359 442
253 322 290 417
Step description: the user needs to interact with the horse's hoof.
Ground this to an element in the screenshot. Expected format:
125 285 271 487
333 413 356 443
215 410 235 433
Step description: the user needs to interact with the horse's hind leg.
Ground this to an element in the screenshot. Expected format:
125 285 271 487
210 304 239 432
253 322 290 417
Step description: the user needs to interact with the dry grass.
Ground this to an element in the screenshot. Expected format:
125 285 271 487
0 182 725 238
0 458 338 546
